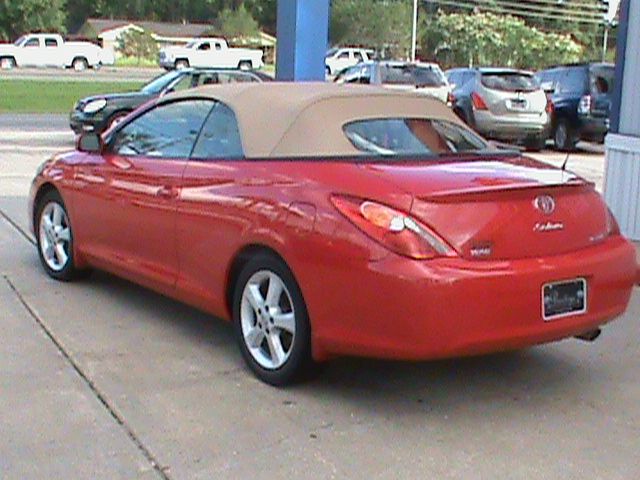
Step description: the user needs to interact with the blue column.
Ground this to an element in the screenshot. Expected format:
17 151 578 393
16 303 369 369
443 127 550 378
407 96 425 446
276 0 330 81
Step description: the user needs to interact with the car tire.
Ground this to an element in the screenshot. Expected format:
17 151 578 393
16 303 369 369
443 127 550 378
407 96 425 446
554 119 577 151
35 190 86 281
72 57 88 72
238 61 252 71
106 111 130 132
525 136 547 152
174 59 189 70
233 253 316 386
0 57 16 70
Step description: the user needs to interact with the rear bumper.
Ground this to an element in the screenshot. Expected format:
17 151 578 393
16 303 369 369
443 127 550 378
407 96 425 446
577 115 609 142
475 110 550 141
309 236 637 361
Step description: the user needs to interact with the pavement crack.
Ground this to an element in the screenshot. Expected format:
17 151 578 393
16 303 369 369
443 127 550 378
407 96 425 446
3 274 172 480
0 208 35 246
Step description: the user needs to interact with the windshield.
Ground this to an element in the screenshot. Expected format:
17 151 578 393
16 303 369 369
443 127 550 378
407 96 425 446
344 118 488 156
381 64 447 87
481 72 539 92
141 70 184 94
590 65 614 95
14 36 26 46
325 48 338 58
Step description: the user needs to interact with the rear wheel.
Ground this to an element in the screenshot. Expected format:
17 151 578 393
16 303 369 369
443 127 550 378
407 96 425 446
72 57 88 72
238 60 253 71
174 59 189 70
35 190 85 281
0 57 16 70
233 254 315 386
554 119 577 151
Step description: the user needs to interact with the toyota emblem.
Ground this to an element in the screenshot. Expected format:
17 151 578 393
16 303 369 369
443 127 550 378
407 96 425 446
534 195 555 215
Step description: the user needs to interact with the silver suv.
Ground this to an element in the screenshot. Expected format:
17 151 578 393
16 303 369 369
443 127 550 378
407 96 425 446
446 68 552 150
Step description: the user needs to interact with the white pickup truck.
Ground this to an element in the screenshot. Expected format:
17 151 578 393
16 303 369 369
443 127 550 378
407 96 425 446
0 33 114 71
159 38 264 70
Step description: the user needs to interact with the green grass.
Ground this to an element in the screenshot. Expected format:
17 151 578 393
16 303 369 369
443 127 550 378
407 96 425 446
114 56 159 68
0 79 144 113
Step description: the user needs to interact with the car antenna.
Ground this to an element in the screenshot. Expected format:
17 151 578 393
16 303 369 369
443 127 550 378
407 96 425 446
561 152 571 172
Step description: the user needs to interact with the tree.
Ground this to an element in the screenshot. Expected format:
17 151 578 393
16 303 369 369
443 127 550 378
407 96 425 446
117 28 159 64
420 11 583 69
0 0 66 41
215 4 260 39
330 0 413 58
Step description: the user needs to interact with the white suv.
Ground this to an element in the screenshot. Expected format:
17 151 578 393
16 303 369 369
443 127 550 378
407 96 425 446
325 47 373 76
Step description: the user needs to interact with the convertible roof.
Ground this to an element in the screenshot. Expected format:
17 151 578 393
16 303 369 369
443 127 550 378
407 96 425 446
170 82 461 158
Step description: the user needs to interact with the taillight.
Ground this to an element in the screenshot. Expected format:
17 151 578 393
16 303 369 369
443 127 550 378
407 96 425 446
578 94 592 115
447 91 455 105
606 207 620 236
471 91 488 110
331 195 456 260
546 98 554 114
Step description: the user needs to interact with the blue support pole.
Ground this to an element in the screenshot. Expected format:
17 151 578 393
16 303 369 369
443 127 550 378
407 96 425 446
276 0 330 81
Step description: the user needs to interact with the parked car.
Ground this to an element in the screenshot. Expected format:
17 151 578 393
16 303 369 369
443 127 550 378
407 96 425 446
335 61 451 104
0 33 114 71
69 68 270 134
536 63 614 151
325 47 374 76
32 83 639 385
446 68 552 150
159 37 263 70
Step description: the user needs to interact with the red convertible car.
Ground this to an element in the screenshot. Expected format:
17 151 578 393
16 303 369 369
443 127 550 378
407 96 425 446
30 83 639 385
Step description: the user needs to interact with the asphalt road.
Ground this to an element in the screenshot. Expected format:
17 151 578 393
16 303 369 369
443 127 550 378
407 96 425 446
1 114 639 479
0 66 163 82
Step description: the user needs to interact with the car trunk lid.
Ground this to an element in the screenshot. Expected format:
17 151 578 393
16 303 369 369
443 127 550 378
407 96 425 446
362 156 610 260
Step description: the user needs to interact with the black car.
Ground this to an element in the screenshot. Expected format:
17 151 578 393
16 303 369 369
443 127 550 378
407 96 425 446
536 63 614 151
69 68 272 134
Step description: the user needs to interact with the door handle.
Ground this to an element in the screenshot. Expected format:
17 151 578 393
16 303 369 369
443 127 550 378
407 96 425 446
156 186 176 199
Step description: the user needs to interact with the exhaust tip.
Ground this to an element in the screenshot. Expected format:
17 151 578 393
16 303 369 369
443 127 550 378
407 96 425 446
575 328 601 342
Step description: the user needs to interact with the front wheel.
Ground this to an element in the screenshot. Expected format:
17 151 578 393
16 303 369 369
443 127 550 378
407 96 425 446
0 57 16 70
35 190 85 281
233 254 315 386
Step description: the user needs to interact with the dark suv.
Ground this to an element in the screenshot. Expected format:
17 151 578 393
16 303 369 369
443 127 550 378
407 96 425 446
536 63 614 151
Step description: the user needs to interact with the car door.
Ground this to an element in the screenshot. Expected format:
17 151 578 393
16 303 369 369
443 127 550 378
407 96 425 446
192 41 212 68
20 37 42 66
44 37 64 67
175 101 248 313
73 99 214 293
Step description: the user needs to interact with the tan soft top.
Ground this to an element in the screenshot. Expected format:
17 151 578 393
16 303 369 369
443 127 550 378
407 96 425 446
170 82 462 158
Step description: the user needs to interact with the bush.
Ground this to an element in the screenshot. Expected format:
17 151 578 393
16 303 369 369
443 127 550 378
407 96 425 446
117 28 159 65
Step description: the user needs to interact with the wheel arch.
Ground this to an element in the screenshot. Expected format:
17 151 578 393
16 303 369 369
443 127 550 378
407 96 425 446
32 182 60 231
225 243 291 319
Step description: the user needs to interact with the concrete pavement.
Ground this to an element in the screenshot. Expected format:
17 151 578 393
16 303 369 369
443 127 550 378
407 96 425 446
1 115 639 479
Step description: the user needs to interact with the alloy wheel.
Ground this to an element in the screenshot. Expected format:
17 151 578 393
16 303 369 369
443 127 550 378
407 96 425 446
240 270 296 370
39 202 71 272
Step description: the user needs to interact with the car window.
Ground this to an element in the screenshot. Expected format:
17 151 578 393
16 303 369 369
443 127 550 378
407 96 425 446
111 100 214 159
354 51 364 63
590 66 614 95
481 72 538 92
191 102 244 160
44 38 58 47
381 64 447 87
343 118 487 156
337 51 350 60
335 66 360 84
197 42 211 51
359 64 372 84
557 68 586 94
171 74 198 91
24 38 40 47
141 70 183 94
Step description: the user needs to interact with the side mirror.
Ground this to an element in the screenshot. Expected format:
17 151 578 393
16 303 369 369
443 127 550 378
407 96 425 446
540 81 555 94
77 132 103 153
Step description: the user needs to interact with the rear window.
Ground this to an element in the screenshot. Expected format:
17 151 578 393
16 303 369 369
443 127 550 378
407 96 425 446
481 72 538 92
381 65 447 87
590 66 614 95
343 118 487 156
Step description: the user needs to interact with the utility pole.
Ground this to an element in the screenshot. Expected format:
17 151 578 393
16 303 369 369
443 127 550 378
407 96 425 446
411 0 418 62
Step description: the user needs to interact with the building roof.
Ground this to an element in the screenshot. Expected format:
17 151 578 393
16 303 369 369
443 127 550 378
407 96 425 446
78 18 214 39
170 83 460 158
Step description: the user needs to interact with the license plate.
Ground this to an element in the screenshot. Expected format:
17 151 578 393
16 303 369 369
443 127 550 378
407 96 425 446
508 99 527 110
542 278 587 321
